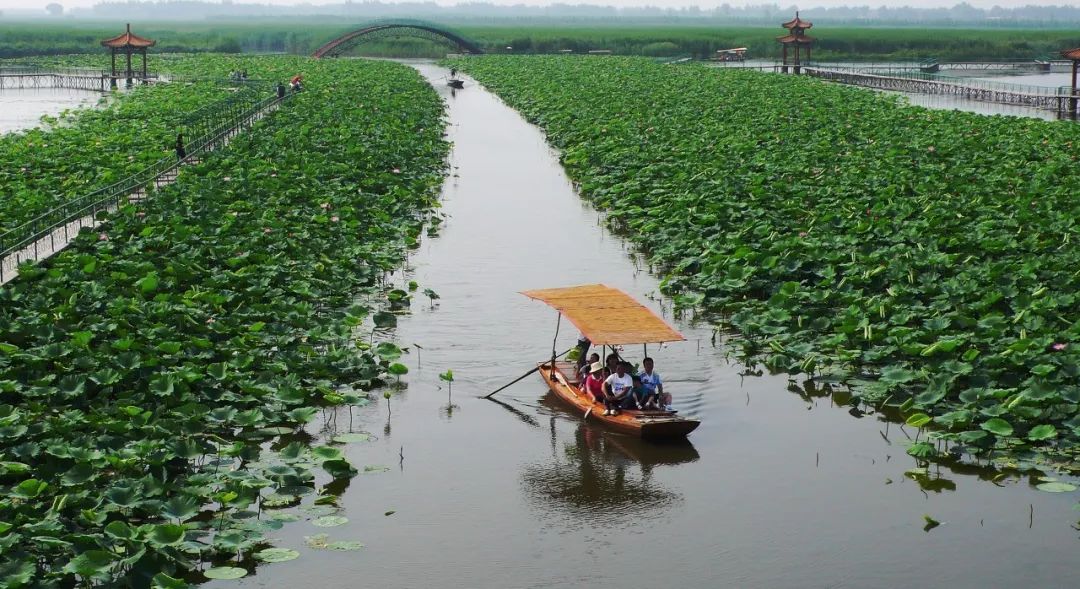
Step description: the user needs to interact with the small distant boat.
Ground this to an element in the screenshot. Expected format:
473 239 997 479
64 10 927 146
522 284 701 440
447 78 464 89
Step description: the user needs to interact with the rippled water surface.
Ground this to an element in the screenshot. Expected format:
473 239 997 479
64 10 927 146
210 62 1080 589
0 88 100 134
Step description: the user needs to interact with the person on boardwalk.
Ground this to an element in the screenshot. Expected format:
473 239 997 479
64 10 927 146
174 133 186 160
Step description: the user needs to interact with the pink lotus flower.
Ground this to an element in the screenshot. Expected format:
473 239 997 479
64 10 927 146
1052 342 1067 351
320 202 330 209
206 317 215 325
136 211 146 218
392 168 401 174
331 215 340 223
798 231 807 237
223 177 231 182
263 227 272 234
98 233 108 241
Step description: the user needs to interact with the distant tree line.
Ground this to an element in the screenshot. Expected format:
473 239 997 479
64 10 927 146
71 1 1080 26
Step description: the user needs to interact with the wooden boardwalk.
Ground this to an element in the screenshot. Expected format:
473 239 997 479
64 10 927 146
0 95 286 285
802 66 1077 116
0 68 112 92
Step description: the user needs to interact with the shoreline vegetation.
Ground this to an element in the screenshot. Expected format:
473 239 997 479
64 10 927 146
0 21 1077 61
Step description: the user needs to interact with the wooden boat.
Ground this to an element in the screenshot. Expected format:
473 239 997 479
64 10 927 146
447 78 465 89
522 284 701 440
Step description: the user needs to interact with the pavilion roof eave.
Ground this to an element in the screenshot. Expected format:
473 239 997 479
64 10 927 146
101 24 156 49
782 18 813 30
777 34 816 44
1062 47 1080 60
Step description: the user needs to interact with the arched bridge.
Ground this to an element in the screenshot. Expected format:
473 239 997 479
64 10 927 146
313 22 484 58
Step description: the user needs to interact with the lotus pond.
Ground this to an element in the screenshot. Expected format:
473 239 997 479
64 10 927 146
0 56 447 586
190 62 1080 589
4 52 1080 588
449 56 1080 472
0 69 252 234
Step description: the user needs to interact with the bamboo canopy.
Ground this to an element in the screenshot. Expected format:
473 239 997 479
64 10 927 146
521 284 685 346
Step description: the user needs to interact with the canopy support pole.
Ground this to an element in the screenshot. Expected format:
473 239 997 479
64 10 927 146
550 313 561 381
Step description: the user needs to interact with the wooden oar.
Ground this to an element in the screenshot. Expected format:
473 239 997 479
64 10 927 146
483 347 573 398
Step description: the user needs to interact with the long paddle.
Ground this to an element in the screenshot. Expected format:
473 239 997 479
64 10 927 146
483 346 574 399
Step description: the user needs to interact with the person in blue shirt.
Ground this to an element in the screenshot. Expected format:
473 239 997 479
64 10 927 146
639 357 670 410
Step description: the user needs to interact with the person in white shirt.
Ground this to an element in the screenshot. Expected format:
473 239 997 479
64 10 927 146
602 361 633 415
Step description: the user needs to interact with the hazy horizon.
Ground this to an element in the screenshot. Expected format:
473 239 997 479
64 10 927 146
3 0 1078 12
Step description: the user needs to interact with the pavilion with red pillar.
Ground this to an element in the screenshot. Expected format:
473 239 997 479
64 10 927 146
1064 47 1080 118
101 24 156 86
778 12 814 74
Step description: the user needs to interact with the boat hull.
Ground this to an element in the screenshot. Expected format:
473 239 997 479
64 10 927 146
537 362 700 440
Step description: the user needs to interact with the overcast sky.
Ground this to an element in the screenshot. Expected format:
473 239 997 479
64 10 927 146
1 0 1070 12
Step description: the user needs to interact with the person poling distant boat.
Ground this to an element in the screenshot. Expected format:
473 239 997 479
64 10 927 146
447 67 465 89
512 283 700 440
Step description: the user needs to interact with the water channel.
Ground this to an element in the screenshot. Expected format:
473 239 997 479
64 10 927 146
211 63 1080 588
0 87 101 134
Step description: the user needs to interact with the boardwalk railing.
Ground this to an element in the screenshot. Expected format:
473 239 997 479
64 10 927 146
0 85 291 282
0 66 111 91
802 66 1075 113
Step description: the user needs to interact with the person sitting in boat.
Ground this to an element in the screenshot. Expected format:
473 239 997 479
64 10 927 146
582 361 606 403
629 374 651 410
605 352 620 375
639 357 669 410
578 352 600 382
602 361 634 415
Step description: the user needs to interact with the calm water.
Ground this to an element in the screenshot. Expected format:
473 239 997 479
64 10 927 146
209 63 1080 589
0 88 101 134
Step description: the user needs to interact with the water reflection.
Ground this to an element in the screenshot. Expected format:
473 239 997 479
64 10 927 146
520 392 696 519
0 87 101 134
784 375 1067 501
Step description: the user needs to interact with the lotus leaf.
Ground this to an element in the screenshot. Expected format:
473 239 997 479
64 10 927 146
332 433 372 444
203 566 248 580
1036 482 1078 493
981 418 1014 437
254 547 300 563
327 540 365 551
313 515 348 528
